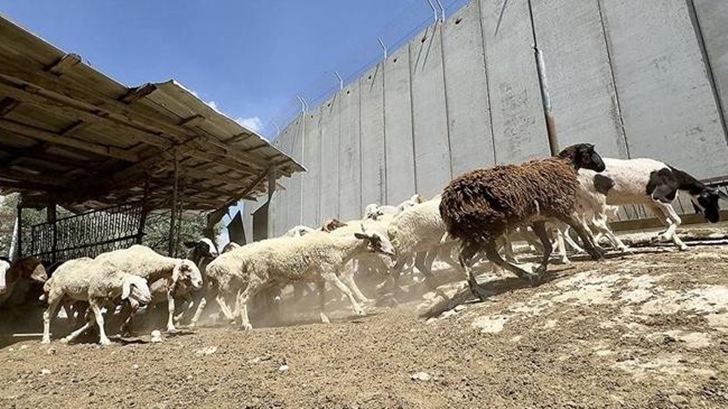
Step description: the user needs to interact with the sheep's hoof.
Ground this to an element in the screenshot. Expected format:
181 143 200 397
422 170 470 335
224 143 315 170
240 323 253 331
354 307 367 317
320 313 331 324
41 338 51 344
59 337 70 345
678 244 690 252
166 327 178 334
468 284 491 302
99 338 112 346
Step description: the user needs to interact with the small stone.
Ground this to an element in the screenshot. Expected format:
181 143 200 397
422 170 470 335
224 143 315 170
150 330 162 343
453 305 467 312
19 345 28 350
411 372 432 382
278 364 289 373
40 368 51 376
132 364 139 370
46 347 56 355
248 357 261 364
195 346 217 356
8 347 13 352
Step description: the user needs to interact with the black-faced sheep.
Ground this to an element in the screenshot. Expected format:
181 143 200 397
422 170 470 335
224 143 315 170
439 143 606 300
579 158 727 250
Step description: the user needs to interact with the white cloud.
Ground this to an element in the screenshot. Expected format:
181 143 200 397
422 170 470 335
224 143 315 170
236 116 264 134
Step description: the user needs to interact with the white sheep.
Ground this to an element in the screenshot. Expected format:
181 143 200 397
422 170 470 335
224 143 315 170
232 223 396 330
364 194 425 220
94 245 203 333
41 257 152 345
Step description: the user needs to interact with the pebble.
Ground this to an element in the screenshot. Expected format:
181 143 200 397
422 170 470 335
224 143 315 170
278 364 289 373
132 364 139 370
19 345 28 350
46 347 56 355
411 372 432 382
150 330 162 343
40 369 51 376
453 305 467 312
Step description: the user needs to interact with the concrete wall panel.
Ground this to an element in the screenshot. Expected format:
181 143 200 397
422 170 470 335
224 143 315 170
338 81 362 221
318 96 340 220
442 1 495 176
602 0 728 178
384 47 417 204
532 0 628 159
693 0 728 149
479 0 550 164
410 24 452 198
301 109 321 227
286 118 304 231
359 64 387 213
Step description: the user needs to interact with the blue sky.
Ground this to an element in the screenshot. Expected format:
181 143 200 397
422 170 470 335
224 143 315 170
1 0 467 246
2 0 467 138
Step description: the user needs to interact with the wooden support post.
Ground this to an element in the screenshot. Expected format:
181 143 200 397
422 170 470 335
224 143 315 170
13 204 22 259
48 195 57 263
167 150 179 257
136 178 150 244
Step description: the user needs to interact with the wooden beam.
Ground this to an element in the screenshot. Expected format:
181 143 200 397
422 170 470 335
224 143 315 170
179 114 205 127
120 83 158 104
0 64 272 169
0 80 173 148
59 120 90 136
0 118 138 161
0 142 99 170
0 168 68 187
45 54 81 76
0 97 20 117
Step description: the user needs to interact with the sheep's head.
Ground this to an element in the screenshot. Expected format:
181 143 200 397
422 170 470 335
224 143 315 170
691 187 728 223
354 223 396 258
321 218 347 232
172 259 203 290
558 143 605 172
121 275 152 305
184 238 219 259
9 256 48 285
411 194 425 204
363 203 379 220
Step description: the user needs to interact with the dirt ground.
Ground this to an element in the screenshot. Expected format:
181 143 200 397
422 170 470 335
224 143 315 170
2 235 728 408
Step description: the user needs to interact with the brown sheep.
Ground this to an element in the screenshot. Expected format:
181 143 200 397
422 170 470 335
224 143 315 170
439 143 606 300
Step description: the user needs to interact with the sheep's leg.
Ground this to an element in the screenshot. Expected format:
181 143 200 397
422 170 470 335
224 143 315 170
592 216 629 251
119 300 139 336
61 313 96 344
321 269 365 317
484 239 539 284
555 214 605 260
552 225 570 265
531 221 553 280
188 296 207 328
649 201 688 251
317 280 330 324
563 227 586 253
215 293 235 323
501 235 519 264
235 279 263 330
459 241 491 301
89 300 111 346
341 267 373 305
41 295 63 344
165 289 177 333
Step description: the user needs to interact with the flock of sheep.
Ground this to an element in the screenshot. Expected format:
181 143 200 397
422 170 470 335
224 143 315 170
2 143 726 346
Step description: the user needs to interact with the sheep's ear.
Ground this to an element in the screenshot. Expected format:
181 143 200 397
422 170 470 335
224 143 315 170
354 232 368 240
183 241 197 249
718 190 728 200
172 263 182 283
121 278 132 300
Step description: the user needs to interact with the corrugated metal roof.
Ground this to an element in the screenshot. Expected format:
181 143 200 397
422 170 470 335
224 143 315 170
0 14 305 212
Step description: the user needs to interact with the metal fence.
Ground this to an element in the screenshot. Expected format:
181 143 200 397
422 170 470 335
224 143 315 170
20 202 145 264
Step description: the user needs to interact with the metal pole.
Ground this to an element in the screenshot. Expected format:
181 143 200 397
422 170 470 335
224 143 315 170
137 177 150 244
425 0 438 23
434 0 445 22
527 0 558 155
377 37 388 60
297 95 308 113
334 71 344 90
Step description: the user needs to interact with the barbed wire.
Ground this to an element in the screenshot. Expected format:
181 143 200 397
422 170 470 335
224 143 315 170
261 0 469 139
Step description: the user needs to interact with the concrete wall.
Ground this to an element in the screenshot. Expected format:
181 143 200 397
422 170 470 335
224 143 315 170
264 0 728 236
